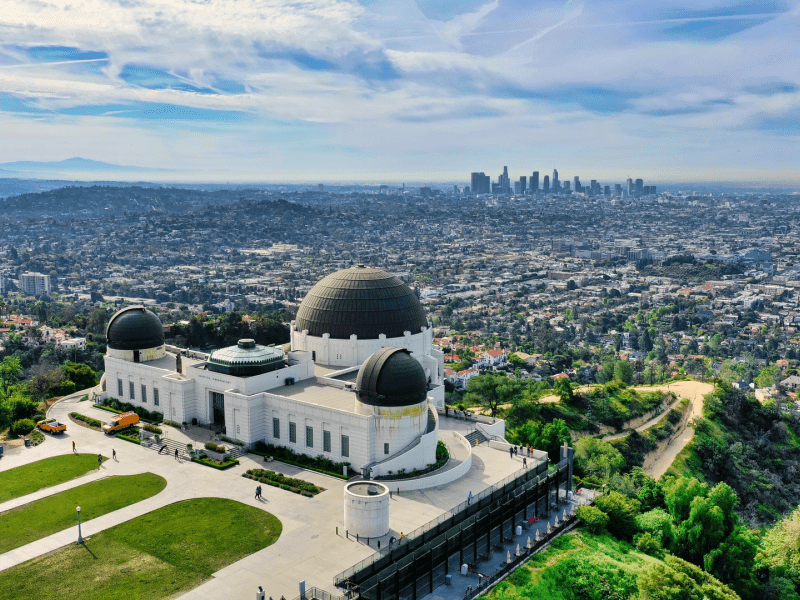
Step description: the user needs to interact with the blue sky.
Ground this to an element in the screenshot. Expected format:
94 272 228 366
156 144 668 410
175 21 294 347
0 0 799 183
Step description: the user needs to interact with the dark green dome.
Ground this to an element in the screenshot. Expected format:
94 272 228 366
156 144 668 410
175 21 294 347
355 347 428 407
295 266 428 340
106 306 165 351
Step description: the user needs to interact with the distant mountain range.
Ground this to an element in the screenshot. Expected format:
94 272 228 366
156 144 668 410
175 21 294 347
0 157 163 174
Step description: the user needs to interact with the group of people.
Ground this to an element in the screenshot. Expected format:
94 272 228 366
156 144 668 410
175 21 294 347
255 485 263 500
509 445 530 467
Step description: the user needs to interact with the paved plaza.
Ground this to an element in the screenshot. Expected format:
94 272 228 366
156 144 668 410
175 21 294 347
0 390 548 600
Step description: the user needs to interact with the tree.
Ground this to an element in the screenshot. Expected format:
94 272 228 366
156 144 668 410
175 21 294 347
574 437 625 481
463 372 521 417
594 490 641 540
28 363 65 401
576 505 609 534
636 508 675 550
0 356 23 397
614 360 634 384
61 362 98 390
756 506 800 590
664 477 708 522
755 364 780 388
554 377 574 404
638 555 739 600
704 527 758 597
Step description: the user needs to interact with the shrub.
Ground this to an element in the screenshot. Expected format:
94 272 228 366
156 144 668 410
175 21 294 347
243 469 322 495
576 505 609 534
29 429 45 446
69 412 102 428
251 442 353 478
204 442 226 453
11 418 35 436
163 420 182 428
143 424 163 435
220 435 244 446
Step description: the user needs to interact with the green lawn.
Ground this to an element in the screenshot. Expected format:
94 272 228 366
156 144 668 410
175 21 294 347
0 454 108 503
0 473 167 553
0 498 283 600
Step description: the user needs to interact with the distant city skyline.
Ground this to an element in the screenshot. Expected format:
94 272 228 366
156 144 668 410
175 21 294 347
1 0 799 183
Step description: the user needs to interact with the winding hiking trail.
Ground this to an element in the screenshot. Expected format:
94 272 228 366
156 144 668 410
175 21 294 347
637 381 714 479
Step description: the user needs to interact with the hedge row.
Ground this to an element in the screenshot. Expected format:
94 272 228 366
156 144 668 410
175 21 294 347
204 442 227 453
251 442 353 479
70 412 102 428
243 469 322 496
143 424 163 435
192 454 239 470
97 398 162 424
115 426 141 445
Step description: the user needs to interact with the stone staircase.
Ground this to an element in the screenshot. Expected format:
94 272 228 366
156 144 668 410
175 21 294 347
141 436 191 459
464 429 489 447
227 444 247 459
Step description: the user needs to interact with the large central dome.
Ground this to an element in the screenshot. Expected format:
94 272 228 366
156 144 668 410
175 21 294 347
295 266 428 340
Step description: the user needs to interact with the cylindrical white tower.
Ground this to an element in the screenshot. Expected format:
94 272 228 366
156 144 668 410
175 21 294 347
344 482 390 538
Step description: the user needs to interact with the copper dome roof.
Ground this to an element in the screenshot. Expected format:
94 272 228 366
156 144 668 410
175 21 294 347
295 266 428 340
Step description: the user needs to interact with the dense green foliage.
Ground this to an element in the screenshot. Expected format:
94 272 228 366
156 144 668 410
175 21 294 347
676 382 800 525
0 473 167 554
69 411 101 428
0 454 106 502
483 531 739 600
98 397 163 423
252 441 353 478
0 498 282 600
10 417 35 436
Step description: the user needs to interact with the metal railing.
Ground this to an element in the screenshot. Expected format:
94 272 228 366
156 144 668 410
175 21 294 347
293 587 343 600
333 457 562 586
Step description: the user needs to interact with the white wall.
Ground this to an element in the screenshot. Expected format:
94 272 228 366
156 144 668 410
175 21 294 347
370 408 439 478
385 432 473 492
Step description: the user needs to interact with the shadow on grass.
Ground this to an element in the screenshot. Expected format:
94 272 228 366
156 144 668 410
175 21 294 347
80 542 98 560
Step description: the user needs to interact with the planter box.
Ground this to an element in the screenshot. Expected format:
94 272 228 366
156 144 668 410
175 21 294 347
202 448 229 462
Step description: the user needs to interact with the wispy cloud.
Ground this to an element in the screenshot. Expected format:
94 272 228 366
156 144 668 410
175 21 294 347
0 0 798 181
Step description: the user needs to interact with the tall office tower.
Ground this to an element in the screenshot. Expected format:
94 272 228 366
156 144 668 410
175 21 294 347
552 169 559 193
563 181 571 192
650 185 656 195
591 180 599 196
502 166 511 193
604 185 611 196
0 274 4 295
635 179 644 196
626 178 633 195
20 272 51 296
543 175 550 194
573 176 581 193
531 171 539 193
520 176 527 194
471 172 485 194
615 183 623 196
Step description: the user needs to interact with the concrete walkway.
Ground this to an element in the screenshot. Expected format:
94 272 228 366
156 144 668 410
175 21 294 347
0 395 532 600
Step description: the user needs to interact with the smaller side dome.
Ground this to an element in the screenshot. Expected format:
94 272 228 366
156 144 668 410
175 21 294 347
355 347 428 407
106 306 165 351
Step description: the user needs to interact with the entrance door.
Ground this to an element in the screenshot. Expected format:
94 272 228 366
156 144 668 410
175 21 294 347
210 391 225 425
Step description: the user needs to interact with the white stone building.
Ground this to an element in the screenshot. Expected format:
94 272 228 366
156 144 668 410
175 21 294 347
101 266 446 477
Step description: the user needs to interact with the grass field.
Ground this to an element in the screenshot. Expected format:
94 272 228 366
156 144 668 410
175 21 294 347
0 473 167 554
0 498 283 600
0 454 108 503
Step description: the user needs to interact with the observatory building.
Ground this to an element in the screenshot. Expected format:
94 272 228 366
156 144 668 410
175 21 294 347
102 266 446 477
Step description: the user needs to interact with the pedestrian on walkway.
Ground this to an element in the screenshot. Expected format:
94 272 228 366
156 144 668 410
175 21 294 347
97 453 102 468
174 448 179 459
509 447 513 459
112 449 116 460
72 440 76 452
468 490 473 505
523 457 527 468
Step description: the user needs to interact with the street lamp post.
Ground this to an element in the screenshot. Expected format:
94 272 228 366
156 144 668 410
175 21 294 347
76 506 84 544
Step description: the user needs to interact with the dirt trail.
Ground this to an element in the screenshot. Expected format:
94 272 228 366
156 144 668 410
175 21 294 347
641 381 714 479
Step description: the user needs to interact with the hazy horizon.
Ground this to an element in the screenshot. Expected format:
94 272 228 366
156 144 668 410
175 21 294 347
1 1 799 183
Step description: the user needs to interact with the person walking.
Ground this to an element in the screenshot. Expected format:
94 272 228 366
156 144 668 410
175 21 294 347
509 447 513 459
112 448 116 461
174 448 179 459
523 457 527 468
97 453 102 468
72 440 76 452
467 490 473 505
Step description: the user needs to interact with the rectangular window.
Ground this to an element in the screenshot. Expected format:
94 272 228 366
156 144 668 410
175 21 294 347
153 388 159 406
141 385 147 403
273 417 280 439
306 425 314 448
341 434 349 458
117 378 123 397
289 422 296 443
129 381 135 400
323 430 331 453
384 443 389 455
